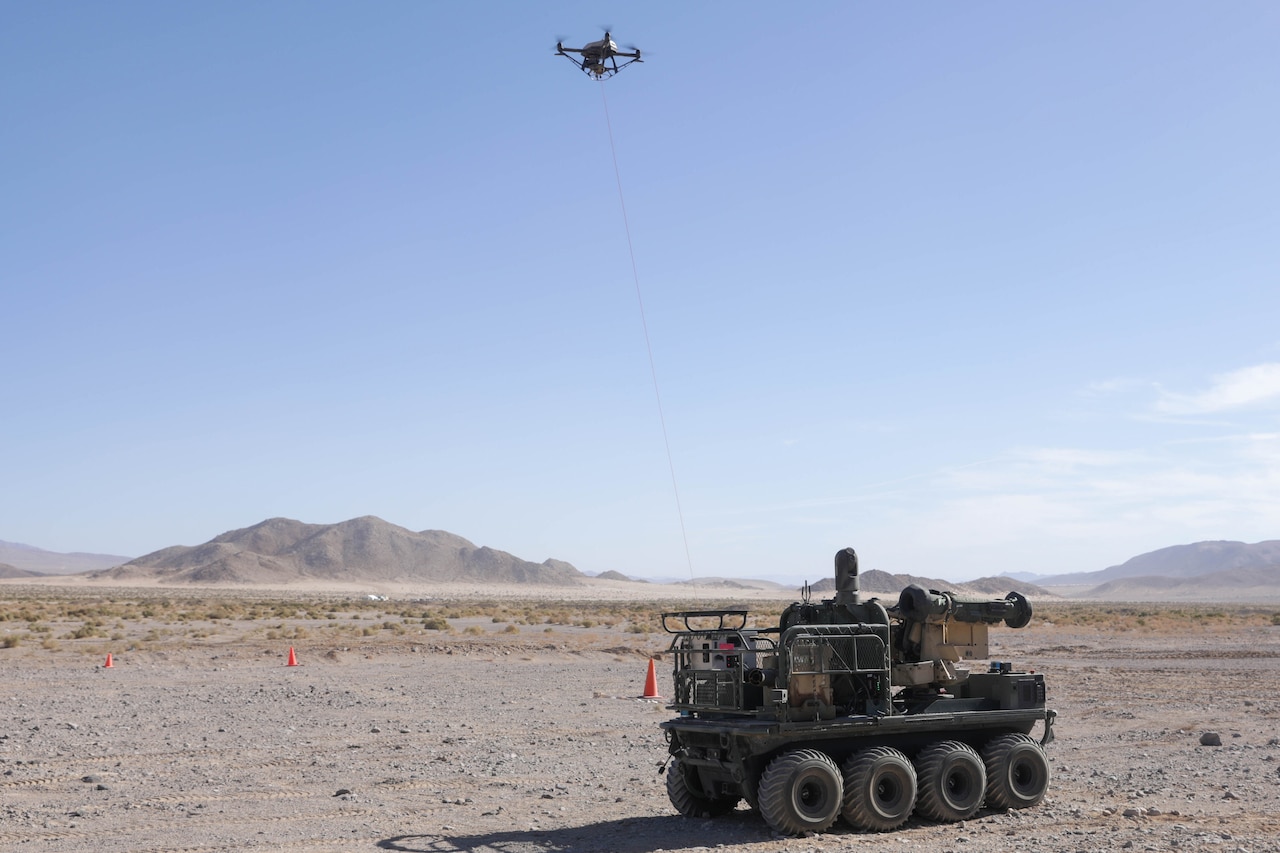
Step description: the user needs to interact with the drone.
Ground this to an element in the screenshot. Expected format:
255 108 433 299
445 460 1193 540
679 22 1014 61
555 31 643 79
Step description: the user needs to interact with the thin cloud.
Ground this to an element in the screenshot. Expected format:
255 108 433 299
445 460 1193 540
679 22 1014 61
1156 363 1280 415
1083 377 1149 396
1013 447 1146 468
685 431 1280 578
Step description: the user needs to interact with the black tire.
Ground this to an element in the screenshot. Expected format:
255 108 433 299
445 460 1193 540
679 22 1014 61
758 749 843 835
983 734 1050 810
841 746 917 831
665 759 740 818
914 740 986 822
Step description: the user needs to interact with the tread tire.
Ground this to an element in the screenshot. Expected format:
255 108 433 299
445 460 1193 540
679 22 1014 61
758 749 843 836
841 746 917 831
982 734 1050 810
666 759 740 818
914 740 986 822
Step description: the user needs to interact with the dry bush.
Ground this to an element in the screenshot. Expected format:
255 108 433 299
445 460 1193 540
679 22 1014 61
63 622 108 640
1035 602 1276 631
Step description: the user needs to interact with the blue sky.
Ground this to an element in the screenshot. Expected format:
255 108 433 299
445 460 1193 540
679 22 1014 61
4 3 1278 584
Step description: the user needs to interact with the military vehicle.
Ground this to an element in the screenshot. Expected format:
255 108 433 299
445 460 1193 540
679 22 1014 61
659 547 1055 836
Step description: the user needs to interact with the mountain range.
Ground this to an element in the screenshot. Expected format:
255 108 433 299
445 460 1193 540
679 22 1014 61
0 541 132 575
809 570 1053 600
0 562 44 579
1014 540 1280 600
3 523 1278 600
1034 540 1280 587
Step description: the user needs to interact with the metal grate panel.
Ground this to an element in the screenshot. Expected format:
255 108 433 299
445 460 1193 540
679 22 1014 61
789 634 887 676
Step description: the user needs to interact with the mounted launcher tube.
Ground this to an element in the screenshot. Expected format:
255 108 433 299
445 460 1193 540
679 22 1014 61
890 583 1033 687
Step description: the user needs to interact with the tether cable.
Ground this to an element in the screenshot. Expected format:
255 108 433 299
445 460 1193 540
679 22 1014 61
598 80 696 586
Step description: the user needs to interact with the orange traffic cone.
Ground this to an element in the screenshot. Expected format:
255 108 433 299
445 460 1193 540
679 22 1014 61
286 647 299 667
103 653 114 668
641 658 661 699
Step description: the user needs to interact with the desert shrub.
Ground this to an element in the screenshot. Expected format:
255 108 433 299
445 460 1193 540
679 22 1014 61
422 617 449 631
64 623 108 640
2 635 20 648
206 601 240 622
501 624 519 634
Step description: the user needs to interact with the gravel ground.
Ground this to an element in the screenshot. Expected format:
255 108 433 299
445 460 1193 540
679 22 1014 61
2 607 1279 852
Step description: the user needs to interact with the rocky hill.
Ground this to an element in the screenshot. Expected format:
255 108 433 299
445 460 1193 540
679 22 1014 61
596 570 646 582
92 516 582 586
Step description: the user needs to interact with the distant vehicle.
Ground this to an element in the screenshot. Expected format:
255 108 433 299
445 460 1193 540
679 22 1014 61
555 31 642 79
658 548 1055 836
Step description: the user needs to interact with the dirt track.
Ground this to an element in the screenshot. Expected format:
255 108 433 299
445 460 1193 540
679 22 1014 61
2 595 1279 852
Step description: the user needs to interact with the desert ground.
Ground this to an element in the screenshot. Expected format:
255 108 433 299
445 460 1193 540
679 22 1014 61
1 583 1278 852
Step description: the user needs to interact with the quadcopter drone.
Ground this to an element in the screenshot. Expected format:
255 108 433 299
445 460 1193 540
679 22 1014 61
555 31 643 79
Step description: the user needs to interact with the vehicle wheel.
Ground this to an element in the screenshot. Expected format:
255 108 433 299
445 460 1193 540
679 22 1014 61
841 746 917 831
914 740 986 822
665 759 740 818
758 749 843 835
983 734 1050 809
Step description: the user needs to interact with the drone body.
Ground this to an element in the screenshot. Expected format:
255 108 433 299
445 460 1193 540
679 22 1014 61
556 31 642 79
